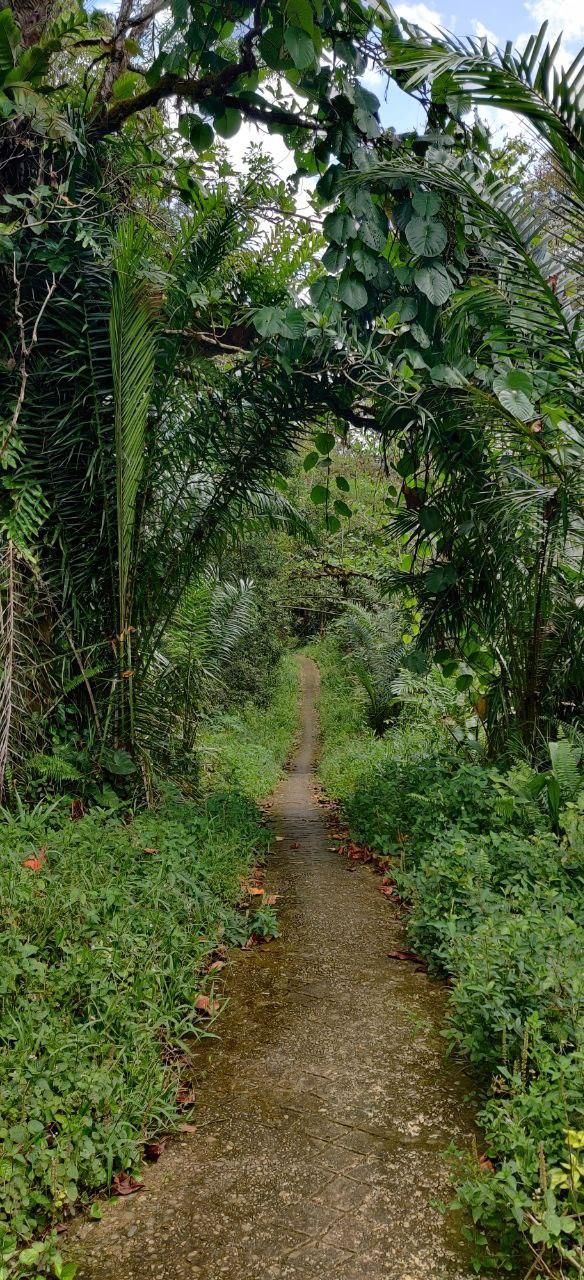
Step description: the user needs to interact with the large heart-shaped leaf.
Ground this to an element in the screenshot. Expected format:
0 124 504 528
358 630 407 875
350 242 379 280
178 113 213 151
284 24 315 68
493 370 536 422
414 263 454 306
412 190 441 217
339 273 368 309
323 209 357 244
406 216 447 257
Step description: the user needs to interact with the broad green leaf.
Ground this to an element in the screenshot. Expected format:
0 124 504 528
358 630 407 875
314 431 335 454
178 113 213 150
286 0 314 33
310 483 328 505
359 203 389 251
326 513 341 532
385 296 417 322
456 673 473 691
279 306 305 338
252 305 281 337
259 25 287 69
213 106 241 138
284 25 315 68
335 475 350 492
430 364 468 387
339 273 368 309
414 263 454 306
425 564 457 592
321 243 347 273
396 453 416 479
412 190 441 217
309 275 337 308
419 505 441 532
0 7 20 77
323 209 357 244
112 71 142 101
405 216 447 257
333 498 352 517
350 242 379 280
303 450 319 471
493 370 536 422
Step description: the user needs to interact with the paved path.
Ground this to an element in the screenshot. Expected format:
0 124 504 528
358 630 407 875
70 657 478 1280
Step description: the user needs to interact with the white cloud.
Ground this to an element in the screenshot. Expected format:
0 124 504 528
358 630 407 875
523 0 584 48
395 3 444 35
472 18 500 45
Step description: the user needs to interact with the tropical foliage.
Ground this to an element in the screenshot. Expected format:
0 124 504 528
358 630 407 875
1 0 583 1276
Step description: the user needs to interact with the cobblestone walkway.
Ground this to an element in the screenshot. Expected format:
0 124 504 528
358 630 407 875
69 657 479 1280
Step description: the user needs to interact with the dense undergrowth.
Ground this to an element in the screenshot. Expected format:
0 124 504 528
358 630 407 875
313 638 584 1278
202 654 299 799
0 658 299 1280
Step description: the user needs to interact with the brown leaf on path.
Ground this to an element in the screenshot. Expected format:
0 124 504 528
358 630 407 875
144 1138 167 1162
176 1086 197 1108
291 841 300 849
208 959 225 973
479 1155 494 1171
248 885 264 895
178 1123 197 1134
111 1172 144 1196
274 835 285 842
387 950 425 964
142 847 159 855
264 894 278 906
194 993 221 1015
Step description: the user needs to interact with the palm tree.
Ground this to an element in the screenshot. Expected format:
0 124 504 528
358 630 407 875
333 21 584 757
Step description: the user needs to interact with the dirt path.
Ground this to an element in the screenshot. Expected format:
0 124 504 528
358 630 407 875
69 657 479 1280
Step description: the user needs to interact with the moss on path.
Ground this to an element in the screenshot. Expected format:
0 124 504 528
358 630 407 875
68 658 480 1280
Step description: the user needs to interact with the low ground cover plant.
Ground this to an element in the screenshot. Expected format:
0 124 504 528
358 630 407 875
0 661 298 1279
315 638 584 1277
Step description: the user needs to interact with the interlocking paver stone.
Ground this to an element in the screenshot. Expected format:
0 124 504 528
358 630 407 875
67 659 483 1280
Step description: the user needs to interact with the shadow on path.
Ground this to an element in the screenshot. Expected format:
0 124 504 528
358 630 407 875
69 657 479 1280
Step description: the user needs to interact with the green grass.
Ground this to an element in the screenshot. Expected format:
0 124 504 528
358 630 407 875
313 637 584 1278
310 635 448 803
201 652 300 799
0 658 300 1279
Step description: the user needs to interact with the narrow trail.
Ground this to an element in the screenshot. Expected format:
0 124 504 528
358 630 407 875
70 658 479 1280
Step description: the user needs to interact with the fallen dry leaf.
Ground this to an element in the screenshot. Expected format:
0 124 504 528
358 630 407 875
178 1123 197 1134
70 799 84 821
111 1172 144 1196
274 835 284 842
194 994 220 1016
142 846 159 855
208 959 225 973
479 1155 494 1171
264 894 279 906
22 846 47 872
144 1138 166 1162
387 950 424 964
290 841 301 849
248 886 264 896
176 1086 197 1108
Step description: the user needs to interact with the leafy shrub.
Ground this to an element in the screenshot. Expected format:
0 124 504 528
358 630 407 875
315 640 584 1276
202 653 299 798
0 793 267 1264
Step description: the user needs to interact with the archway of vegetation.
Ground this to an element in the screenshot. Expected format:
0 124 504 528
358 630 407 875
0 2 582 1278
